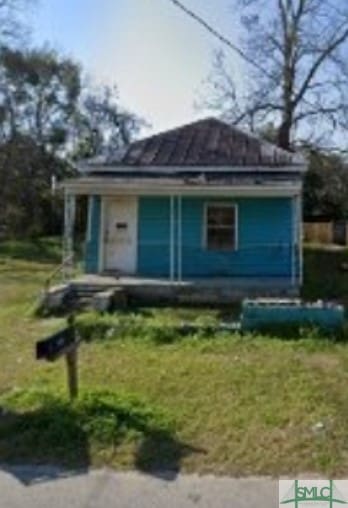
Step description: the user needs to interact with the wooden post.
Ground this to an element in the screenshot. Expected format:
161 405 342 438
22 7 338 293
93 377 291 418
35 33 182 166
170 196 175 281
66 314 78 400
65 348 78 400
291 196 297 287
63 190 76 281
36 314 81 401
177 195 182 282
298 194 304 286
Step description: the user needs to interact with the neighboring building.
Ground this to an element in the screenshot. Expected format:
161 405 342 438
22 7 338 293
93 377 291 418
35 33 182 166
63 118 307 297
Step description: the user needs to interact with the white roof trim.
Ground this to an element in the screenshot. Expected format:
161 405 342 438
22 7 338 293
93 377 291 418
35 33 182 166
63 179 302 197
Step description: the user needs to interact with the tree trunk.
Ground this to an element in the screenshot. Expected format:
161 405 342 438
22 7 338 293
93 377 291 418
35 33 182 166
278 117 292 151
278 55 294 151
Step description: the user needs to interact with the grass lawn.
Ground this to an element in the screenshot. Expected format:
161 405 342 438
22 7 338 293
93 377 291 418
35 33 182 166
0 239 348 476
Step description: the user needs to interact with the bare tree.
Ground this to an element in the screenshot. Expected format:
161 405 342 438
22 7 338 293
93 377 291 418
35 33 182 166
201 0 348 150
72 85 146 160
0 0 33 46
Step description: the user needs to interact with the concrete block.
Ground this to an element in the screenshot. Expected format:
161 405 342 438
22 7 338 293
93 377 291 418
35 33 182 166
112 287 129 309
92 288 128 312
41 284 71 312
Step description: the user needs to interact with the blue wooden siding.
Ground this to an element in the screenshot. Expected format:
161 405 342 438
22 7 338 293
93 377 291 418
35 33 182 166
138 196 297 279
137 197 171 277
85 195 101 273
181 197 293 277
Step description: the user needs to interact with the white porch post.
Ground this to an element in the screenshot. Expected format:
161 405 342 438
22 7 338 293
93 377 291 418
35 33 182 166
170 196 175 281
63 190 76 280
98 197 105 273
177 195 183 282
298 194 304 285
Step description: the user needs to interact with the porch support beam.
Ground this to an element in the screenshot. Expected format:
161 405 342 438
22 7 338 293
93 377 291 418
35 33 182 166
298 194 304 285
62 181 302 198
98 197 105 273
177 196 183 282
170 196 175 281
291 194 300 287
63 190 76 281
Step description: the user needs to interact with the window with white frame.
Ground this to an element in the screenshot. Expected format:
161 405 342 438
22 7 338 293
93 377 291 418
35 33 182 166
205 204 237 251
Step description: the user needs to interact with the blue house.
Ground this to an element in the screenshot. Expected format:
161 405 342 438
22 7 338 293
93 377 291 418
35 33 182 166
63 118 307 299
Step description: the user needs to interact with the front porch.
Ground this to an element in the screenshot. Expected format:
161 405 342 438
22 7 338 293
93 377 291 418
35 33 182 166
68 273 299 307
42 272 300 313
57 192 303 309
62 192 302 285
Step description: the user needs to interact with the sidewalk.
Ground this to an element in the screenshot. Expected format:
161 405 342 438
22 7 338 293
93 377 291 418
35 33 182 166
0 466 278 508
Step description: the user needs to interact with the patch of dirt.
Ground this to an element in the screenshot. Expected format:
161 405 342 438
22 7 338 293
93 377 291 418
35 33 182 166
303 353 341 371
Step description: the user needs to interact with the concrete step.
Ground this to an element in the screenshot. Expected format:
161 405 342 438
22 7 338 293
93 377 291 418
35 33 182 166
67 286 129 312
71 284 120 292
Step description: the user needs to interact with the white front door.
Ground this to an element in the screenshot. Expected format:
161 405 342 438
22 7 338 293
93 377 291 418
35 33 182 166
104 197 138 274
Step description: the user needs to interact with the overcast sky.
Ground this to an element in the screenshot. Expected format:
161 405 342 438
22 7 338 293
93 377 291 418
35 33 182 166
29 0 241 134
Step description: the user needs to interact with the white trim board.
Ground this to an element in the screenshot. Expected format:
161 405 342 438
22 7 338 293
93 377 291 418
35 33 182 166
63 176 302 188
63 183 302 198
86 196 93 242
170 196 175 281
98 197 105 273
177 196 182 282
298 194 304 285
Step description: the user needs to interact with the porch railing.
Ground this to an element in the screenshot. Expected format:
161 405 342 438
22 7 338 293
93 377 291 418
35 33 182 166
44 253 75 293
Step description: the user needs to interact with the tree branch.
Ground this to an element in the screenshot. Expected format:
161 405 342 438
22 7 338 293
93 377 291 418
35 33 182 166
294 22 348 107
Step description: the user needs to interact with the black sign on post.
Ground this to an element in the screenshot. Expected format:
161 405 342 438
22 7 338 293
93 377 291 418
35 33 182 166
36 315 80 400
36 327 75 362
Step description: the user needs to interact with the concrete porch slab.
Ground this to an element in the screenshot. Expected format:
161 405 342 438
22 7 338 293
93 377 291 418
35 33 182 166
70 274 299 305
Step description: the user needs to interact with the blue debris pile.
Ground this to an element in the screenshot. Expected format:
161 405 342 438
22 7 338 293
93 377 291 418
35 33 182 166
241 298 345 333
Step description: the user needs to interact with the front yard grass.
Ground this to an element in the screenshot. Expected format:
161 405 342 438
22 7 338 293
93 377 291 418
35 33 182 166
1 239 348 476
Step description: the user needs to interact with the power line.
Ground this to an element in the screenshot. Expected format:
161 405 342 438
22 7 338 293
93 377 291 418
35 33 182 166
167 2 335 115
167 0 273 79
168 0 348 153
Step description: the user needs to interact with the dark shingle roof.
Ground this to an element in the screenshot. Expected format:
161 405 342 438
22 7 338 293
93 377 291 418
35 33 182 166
120 118 304 167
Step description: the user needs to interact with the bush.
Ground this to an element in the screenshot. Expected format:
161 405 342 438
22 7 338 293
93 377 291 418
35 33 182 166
76 312 146 341
76 310 229 345
76 311 183 343
243 322 340 341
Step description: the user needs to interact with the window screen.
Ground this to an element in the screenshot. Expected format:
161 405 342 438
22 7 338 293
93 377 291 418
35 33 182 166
206 205 237 251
